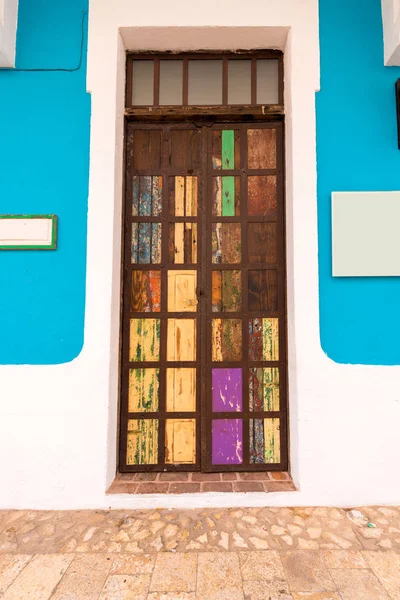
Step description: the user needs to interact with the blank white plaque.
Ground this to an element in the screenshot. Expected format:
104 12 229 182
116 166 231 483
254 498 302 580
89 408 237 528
332 192 400 276
0 215 57 249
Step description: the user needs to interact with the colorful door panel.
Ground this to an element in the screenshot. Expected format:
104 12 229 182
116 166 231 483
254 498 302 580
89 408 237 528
207 123 286 472
120 122 287 472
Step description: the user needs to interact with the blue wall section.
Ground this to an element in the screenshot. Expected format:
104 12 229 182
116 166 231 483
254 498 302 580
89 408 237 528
0 0 90 364
1 0 399 365
317 0 400 364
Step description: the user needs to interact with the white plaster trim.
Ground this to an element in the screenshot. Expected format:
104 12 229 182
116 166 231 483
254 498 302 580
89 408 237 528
382 0 400 65
0 0 18 68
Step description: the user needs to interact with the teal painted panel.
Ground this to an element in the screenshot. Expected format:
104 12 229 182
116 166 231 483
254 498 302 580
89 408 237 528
317 0 400 364
0 0 90 363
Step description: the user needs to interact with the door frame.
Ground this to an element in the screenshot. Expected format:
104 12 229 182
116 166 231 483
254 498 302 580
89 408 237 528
118 51 288 474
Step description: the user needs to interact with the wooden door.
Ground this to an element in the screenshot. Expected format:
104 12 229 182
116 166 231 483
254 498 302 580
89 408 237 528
119 121 288 472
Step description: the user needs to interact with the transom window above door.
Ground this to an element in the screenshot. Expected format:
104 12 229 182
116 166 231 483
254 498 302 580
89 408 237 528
126 53 283 108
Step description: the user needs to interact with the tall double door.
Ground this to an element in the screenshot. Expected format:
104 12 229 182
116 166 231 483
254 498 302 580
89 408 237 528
119 121 288 472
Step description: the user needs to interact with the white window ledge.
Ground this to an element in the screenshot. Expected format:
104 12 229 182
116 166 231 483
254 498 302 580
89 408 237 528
382 0 400 65
0 0 18 68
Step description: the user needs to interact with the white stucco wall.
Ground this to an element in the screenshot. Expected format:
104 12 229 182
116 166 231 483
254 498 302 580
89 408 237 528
1 0 400 510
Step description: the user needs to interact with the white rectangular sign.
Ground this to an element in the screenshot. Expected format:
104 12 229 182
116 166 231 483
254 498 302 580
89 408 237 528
332 192 400 276
0 215 57 249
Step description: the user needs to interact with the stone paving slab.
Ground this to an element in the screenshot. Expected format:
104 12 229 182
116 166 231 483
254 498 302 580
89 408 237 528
0 508 399 599
1 506 400 555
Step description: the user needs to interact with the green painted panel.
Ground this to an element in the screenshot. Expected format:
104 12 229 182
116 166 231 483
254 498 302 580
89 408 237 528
222 177 235 216
222 130 235 170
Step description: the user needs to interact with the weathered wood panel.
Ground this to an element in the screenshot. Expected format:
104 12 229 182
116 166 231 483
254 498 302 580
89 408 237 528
212 177 240 217
185 176 198 216
169 223 197 264
212 319 242 361
249 318 279 361
247 175 276 217
212 223 241 264
170 176 198 216
130 318 161 362
212 368 242 412
212 270 241 312
168 270 197 312
212 419 243 465
128 368 160 412
212 272 222 312
132 130 162 171
131 223 162 264
169 129 201 171
247 128 276 170
131 270 161 312
167 319 196 361
127 419 158 465
249 418 264 464
248 270 277 312
173 176 185 216
249 367 279 411
264 418 281 463
248 223 276 264
166 368 196 411
165 419 196 464
212 129 240 170
249 418 280 464
132 175 163 216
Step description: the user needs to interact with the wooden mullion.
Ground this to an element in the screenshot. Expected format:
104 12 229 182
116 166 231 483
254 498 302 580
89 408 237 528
222 57 228 105
183 59 189 106
157 126 169 466
251 58 257 105
154 57 160 107
241 123 250 467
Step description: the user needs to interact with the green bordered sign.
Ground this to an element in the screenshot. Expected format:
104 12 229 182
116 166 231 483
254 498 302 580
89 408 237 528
0 215 58 250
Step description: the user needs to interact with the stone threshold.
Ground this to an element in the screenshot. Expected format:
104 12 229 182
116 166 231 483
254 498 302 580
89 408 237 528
107 471 296 495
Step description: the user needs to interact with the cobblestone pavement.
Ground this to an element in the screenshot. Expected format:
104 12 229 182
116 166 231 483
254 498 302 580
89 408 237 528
0 506 399 598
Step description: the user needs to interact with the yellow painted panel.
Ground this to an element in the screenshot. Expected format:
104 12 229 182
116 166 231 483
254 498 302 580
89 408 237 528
211 318 223 362
166 368 196 411
126 419 158 465
167 319 196 361
263 318 279 361
264 418 280 463
186 176 198 216
175 176 185 216
128 368 159 412
174 223 185 263
264 367 279 411
165 419 196 464
129 319 160 362
168 270 197 312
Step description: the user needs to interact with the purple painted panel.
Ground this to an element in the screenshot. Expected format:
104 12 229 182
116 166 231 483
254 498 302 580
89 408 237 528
212 419 243 465
212 369 242 412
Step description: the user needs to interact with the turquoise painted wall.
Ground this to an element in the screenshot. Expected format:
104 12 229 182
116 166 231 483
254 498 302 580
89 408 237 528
317 0 400 364
0 0 90 364
1 0 399 366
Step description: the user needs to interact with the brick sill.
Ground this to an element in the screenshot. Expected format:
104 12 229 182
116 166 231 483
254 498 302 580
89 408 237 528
107 471 296 495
